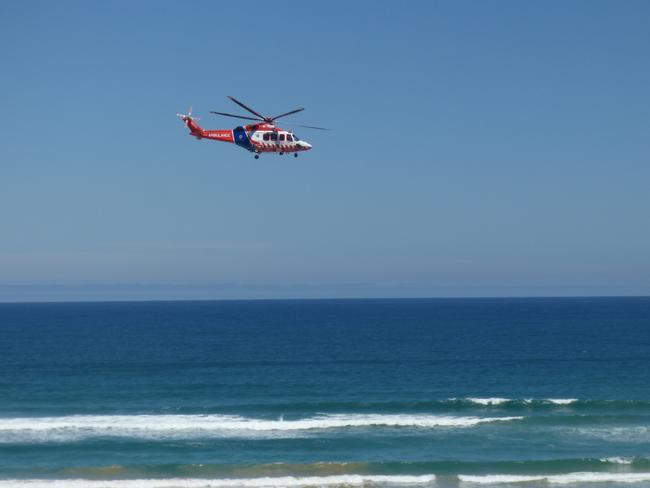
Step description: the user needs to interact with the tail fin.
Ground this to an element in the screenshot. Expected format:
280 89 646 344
176 106 205 138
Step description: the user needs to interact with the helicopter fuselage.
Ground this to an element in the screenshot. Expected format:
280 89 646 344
183 119 312 156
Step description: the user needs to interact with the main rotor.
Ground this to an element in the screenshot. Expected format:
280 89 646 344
210 96 327 130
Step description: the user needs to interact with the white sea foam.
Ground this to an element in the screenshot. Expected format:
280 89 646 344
8 473 650 487
0 414 522 442
459 472 650 484
459 475 543 484
464 398 510 406
600 456 634 464
0 475 437 487
457 398 578 406
546 399 578 405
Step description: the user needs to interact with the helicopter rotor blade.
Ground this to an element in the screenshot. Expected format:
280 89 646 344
227 96 266 120
210 111 264 122
271 108 305 121
291 124 330 131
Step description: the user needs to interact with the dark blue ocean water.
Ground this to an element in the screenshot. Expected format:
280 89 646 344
1 297 650 487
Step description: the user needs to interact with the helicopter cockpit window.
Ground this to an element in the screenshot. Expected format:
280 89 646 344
279 134 285 141
270 133 278 141
286 134 293 142
263 133 270 141
293 134 299 141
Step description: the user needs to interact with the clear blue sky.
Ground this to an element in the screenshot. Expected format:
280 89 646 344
1 1 649 301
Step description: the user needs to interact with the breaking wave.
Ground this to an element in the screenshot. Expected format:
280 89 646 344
0 413 522 443
450 398 577 407
599 457 632 465
459 472 650 484
215 398 650 414
6 472 650 487
0 476 437 488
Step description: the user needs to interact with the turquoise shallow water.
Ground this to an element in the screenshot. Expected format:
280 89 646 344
1 297 649 487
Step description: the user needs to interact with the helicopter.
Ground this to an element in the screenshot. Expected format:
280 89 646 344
177 96 327 159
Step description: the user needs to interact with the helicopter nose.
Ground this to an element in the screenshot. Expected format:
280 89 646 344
301 142 312 150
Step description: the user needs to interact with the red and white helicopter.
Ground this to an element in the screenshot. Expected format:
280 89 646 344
177 96 327 159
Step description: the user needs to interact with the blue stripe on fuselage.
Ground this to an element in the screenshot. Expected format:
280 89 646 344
233 126 254 152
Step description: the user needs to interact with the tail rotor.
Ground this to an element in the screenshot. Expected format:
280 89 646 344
176 106 201 123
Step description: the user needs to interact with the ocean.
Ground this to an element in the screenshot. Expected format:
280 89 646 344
1 297 649 487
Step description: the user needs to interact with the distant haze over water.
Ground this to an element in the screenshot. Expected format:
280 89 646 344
1 283 648 302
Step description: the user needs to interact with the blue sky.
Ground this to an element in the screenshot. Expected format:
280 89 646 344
1 1 649 301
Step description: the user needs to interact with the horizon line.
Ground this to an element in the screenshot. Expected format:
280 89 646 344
1 295 649 306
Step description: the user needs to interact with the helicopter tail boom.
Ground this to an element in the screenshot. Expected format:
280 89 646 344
184 117 204 137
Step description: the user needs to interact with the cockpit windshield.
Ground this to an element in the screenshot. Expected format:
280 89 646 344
293 133 299 141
